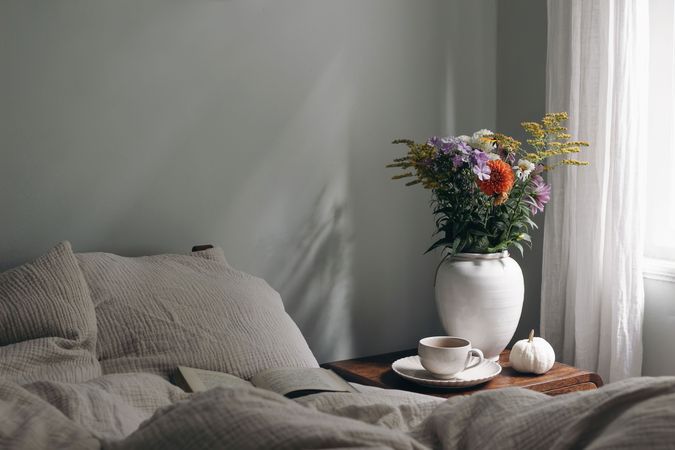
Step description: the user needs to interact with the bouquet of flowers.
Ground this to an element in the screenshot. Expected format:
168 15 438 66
388 112 588 256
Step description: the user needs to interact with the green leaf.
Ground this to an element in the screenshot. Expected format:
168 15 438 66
470 228 490 237
426 238 450 254
451 237 461 254
511 241 524 257
524 216 538 229
486 243 506 253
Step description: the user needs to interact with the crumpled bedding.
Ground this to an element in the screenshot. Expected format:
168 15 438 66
2 374 675 450
0 373 188 449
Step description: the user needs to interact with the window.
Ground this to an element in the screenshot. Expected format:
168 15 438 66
646 0 675 262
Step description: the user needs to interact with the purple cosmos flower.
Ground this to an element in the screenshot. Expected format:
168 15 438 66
472 162 491 181
451 154 465 167
525 175 551 214
438 138 456 154
470 149 489 165
469 149 491 180
427 136 450 155
456 140 471 156
428 136 474 154
426 135 477 168
426 136 440 148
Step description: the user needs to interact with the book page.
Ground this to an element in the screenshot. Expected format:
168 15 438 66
177 366 252 392
251 368 357 396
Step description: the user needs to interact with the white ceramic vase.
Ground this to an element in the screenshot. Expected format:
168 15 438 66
434 251 524 361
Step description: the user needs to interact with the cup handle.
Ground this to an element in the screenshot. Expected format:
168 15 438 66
464 349 484 370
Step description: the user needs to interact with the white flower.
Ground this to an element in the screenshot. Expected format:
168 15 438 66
470 129 495 152
457 135 471 143
514 159 535 180
487 153 501 160
472 129 493 139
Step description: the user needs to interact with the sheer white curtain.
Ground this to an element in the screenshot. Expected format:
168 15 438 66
542 0 648 382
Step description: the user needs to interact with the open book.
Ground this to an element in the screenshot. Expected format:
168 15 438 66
175 366 358 399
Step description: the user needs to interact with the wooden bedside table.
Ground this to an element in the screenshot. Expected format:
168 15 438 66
322 349 603 398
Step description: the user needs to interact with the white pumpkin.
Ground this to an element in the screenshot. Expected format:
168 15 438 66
509 330 555 374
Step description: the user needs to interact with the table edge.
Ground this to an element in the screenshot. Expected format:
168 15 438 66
322 349 604 394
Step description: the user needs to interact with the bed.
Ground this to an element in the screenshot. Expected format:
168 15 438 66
1 242 674 449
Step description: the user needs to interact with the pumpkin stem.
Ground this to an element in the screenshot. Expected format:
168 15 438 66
528 329 535 342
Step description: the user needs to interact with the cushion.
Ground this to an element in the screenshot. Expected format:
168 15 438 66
76 247 318 379
0 241 102 384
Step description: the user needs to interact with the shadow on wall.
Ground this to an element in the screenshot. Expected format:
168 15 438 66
212 34 359 363
267 184 355 363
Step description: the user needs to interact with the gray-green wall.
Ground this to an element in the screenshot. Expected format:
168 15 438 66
497 0 548 343
1 0 502 362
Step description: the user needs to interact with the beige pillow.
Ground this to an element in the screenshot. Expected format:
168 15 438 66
77 247 318 379
0 241 101 384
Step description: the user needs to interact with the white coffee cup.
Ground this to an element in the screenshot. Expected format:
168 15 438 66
418 336 484 379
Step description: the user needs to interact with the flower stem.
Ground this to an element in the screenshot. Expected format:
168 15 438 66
504 182 527 243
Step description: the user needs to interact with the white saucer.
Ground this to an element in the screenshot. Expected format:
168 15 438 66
391 355 501 388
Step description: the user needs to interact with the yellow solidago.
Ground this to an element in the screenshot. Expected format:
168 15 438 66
387 139 439 189
491 133 521 152
521 112 589 168
551 159 590 168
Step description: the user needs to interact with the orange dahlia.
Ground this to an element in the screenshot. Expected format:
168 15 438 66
478 159 515 196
